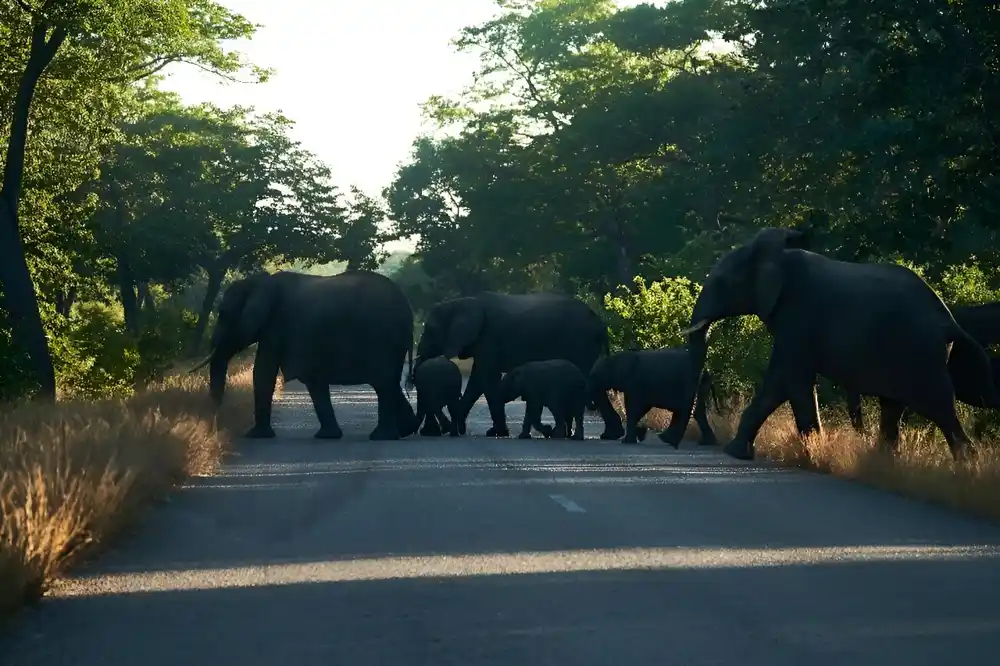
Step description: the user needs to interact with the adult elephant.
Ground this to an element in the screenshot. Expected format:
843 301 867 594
672 227 998 461
414 292 625 440
192 270 419 441
845 301 1000 434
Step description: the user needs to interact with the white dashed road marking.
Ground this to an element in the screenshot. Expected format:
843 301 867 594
549 494 586 513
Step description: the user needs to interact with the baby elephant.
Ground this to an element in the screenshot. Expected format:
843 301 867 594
588 347 718 446
410 356 464 437
500 359 588 440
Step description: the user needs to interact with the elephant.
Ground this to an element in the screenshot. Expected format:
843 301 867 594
190 270 419 441
409 355 464 437
499 359 588 440
588 348 719 447
414 292 624 440
845 301 1000 435
673 227 998 461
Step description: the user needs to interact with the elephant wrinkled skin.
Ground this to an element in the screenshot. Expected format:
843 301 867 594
588 348 718 447
410 355 464 437
500 359 589 440
845 301 1000 437
676 227 999 461
200 270 419 441
415 292 624 440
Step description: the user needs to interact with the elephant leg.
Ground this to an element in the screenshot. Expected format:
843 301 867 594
532 405 555 438
594 388 626 440
394 384 419 438
246 348 278 439
723 360 790 461
446 401 463 436
877 397 904 453
786 370 822 439
549 406 568 438
306 380 343 440
519 400 542 439
571 404 585 440
622 393 649 445
369 382 401 441
903 378 974 461
456 365 486 423
436 408 453 433
482 373 511 437
419 405 442 436
413 392 428 435
846 390 866 434
692 380 719 446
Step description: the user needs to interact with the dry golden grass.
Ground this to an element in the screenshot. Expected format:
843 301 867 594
611 392 1000 523
0 355 282 617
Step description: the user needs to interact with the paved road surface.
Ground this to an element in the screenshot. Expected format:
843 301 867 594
4 381 1000 665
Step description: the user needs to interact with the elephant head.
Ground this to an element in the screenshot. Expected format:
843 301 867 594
683 227 809 338
416 297 484 363
587 353 637 395
190 273 280 406
499 366 525 403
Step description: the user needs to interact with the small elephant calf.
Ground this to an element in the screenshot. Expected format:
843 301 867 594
588 347 718 446
410 356 464 437
500 359 588 440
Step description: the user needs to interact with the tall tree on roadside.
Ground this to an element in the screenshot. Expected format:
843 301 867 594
0 0 265 400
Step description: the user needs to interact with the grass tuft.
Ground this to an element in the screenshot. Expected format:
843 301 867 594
611 392 1000 523
0 356 282 617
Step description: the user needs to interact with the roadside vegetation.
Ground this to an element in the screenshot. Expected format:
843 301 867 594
386 0 1000 523
4 0 1000 621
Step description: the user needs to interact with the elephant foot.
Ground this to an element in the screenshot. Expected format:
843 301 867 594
657 430 682 449
517 431 533 440
722 439 755 461
419 423 442 437
244 425 276 439
369 425 401 441
449 428 460 437
486 426 511 438
314 426 343 440
635 426 649 442
599 424 626 440
538 424 554 438
457 420 467 436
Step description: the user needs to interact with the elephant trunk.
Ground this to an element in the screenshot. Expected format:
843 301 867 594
209 349 232 407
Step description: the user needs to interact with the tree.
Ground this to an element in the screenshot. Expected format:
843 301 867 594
0 0 265 400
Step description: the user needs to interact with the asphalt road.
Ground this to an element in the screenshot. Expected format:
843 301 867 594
4 381 1000 665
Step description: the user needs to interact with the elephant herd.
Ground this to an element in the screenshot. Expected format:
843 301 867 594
193 227 1000 462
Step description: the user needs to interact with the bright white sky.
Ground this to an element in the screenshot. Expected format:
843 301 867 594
157 0 651 252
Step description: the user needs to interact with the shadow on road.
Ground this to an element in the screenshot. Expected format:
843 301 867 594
7 562 1000 665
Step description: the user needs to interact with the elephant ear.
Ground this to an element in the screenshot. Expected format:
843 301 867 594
749 228 803 321
238 275 280 345
443 299 484 358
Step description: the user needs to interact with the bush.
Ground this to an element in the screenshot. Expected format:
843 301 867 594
601 275 772 399
0 356 274 618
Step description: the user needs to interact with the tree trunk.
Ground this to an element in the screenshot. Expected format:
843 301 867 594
116 253 140 336
189 267 225 356
137 282 155 314
0 20 68 401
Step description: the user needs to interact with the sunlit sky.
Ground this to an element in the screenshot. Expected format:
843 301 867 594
157 0 650 252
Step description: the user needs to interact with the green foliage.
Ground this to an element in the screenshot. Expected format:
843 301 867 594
601 276 772 398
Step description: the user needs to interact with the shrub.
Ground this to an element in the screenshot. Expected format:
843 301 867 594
0 356 271 617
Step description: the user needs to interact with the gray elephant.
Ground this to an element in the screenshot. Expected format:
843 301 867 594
588 348 719 446
415 292 624 440
674 227 998 461
191 270 419 441
408 355 464 437
499 359 588 440
845 301 1000 435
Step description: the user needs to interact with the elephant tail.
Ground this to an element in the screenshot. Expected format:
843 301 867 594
948 324 1000 409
